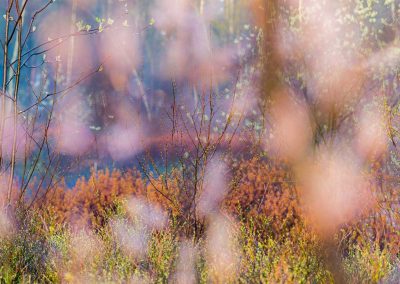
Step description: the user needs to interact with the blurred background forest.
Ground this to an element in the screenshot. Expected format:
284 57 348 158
0 0 257 184
0 0 400 283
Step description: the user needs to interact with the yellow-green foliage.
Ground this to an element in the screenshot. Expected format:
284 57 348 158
344 241 394 283
0 208 397 283
238 217 331 284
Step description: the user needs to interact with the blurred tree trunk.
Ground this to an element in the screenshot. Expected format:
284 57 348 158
66 0 78 86
258 1 348 282
260 0 282 103
199 0 205 15
7 1 26 96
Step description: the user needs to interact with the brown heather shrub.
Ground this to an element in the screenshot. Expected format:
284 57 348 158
39 168 184 229
37 158 295 238
37 157 301 234
341 170 400 257
40 169 148 228
225 156 300 235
